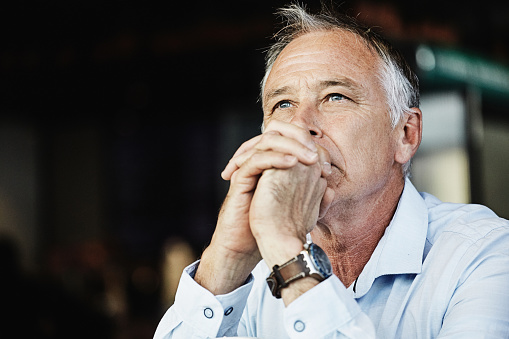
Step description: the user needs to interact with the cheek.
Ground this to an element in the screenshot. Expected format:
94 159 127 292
346 122 394 171
265 110 295 125
364 133 397 175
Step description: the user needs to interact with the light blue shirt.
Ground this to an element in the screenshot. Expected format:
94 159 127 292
154 179 509 338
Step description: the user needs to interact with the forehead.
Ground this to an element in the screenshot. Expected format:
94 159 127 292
264 30 381 95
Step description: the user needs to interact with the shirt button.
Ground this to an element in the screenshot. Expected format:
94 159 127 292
294 320 305 332
224 306 234 316
203 307 214 319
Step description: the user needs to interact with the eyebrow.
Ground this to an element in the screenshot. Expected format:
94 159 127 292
318 78 363 97
262 87 289 105
263 77 363 104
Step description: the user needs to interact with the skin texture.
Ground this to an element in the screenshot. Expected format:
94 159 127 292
195 29 422 306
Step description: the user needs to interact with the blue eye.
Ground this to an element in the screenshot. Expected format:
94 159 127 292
277 101 292 109
328 93 345 101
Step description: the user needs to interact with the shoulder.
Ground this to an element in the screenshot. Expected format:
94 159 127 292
421 192 509 252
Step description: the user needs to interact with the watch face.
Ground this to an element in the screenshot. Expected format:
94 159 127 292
309 243 332 277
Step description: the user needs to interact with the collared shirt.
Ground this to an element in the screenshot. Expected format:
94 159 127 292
154 179 509 338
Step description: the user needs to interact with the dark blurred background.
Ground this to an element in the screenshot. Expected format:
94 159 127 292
0 0 508 338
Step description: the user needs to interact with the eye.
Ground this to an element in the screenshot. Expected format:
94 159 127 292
327 93 346 102
275 100 293 110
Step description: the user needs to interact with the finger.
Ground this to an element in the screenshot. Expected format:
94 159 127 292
222 135 264 180
316 144 332 177
231 135 263 158
264 120 317 153
232 151 299 184
256 132 319 164
222 148 260 180
223 119 319 181
319 186 335 219
222 132 319 180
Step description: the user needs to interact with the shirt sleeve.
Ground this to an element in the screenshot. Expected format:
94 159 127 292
438 225 509 338
153 261 254 339
283 275 376 338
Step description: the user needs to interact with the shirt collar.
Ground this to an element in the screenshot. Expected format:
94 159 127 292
352 178 429 298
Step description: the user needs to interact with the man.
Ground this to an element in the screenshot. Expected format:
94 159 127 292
155 4 509 338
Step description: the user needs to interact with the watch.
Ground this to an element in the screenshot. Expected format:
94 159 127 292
266 242 332 298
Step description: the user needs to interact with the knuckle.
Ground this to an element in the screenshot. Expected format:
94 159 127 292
249 151 263 162
257 132 276 147
265 119 281 129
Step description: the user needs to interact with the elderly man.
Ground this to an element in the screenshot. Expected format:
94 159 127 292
154 4 509 338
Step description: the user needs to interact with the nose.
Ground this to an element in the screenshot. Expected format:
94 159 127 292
290 105 323 138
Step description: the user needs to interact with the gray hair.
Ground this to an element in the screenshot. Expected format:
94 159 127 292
261 3 420 175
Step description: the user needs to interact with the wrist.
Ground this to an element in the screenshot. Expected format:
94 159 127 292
251 221 307 267
266 242 332 302
280 277 319 306
257 235 305 270
195 245 260 295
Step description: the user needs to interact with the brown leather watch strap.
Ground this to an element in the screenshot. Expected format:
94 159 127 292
266 253 311 298
278 253 310 282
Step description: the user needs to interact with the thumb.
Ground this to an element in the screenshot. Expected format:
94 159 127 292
319 186 335 219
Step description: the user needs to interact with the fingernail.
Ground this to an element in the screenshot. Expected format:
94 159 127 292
323 162 332 174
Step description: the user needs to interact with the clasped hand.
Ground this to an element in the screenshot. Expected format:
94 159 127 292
221 121 334 269
194 121 334 294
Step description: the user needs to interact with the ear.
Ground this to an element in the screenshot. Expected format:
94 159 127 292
394 107 422 166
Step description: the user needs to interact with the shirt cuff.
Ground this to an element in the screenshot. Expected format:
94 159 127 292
174 260 254 337
284 274 373 338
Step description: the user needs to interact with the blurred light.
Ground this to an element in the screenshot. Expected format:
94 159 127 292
161 237 195 307
419 91 466 151
411 91 470 204
416 45 436 72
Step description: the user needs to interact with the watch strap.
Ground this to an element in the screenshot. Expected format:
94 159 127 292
266 253 310 298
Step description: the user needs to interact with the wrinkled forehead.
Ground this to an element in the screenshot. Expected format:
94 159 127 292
277 29 374 59
263 30 382 99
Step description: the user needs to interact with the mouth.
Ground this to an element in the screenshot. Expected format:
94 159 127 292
328 160 340 172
